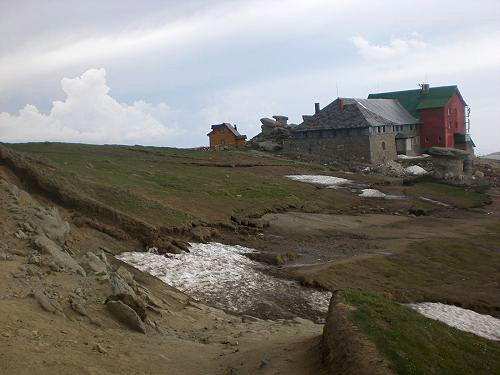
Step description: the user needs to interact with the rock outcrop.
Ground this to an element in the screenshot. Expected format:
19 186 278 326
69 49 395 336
250 115 297 151
427 147 473 183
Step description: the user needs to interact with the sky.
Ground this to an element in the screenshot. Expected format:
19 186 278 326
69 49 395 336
0 0 499 154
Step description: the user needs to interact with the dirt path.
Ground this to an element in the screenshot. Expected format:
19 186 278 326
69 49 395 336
233 195 499 269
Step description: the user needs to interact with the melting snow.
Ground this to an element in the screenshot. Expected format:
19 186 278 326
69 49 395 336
358 188 404 200
405 165 427 176
409 302 500 341
286 175 351 187
397 154 430 160
118 243 331 320
359 189 387 198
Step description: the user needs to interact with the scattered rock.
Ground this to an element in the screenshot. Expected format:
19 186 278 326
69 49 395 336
15 229 28 239
83 252 108 274
106 300 146 333
27 252 41 265
32 234 86 276
116 266 135 286
33 206 70 244
32 288 62 314
474 170 485 179
93 343 107 354
259 358 271 368
109 273 136 297
7 248 27 256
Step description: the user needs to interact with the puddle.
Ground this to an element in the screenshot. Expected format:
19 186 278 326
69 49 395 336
409 302 500 341
118 242 331 322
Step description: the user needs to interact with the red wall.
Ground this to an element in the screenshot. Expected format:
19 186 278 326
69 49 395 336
419 92 465 149
209 126 246 148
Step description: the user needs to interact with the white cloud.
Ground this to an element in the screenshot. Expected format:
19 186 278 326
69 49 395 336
351 34 427 60
0 68 179 145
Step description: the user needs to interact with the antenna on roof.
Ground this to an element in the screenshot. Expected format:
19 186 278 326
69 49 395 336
336 81 339 97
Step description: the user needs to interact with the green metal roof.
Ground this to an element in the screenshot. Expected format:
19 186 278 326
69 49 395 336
368 85 465 120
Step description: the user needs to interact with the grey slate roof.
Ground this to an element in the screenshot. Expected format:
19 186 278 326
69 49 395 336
209 123 247 139
294 98 419 131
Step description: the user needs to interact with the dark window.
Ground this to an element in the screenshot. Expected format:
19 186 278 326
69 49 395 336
425 137 429 143
381 141 386 150
455 122 458 129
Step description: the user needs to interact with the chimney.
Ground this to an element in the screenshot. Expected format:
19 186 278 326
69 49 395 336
314 102 320 114
338 98 344 110
420 83 430 95
234 124 238 131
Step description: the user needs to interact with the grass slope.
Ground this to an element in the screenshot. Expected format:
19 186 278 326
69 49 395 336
405 181 490 208
4 143 355 228
343 290 500 375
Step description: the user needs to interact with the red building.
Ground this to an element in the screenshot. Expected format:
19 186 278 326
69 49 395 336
369 85 473 152
207 123 247 149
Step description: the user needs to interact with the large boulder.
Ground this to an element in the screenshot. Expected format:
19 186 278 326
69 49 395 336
427 147 470 159
427 147 473 182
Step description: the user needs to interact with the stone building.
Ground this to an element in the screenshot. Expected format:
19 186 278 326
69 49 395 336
207 123 247 150
284 98 420 164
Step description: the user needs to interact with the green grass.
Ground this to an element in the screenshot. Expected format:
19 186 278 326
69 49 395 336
4 142 355 228
405 181 490 208
343 290 500 375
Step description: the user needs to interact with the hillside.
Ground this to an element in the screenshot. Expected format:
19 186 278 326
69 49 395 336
1 142 500 374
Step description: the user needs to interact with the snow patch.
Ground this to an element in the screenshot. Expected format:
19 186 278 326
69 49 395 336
286 175 351 187
405 165 427 175
358 188 404 200
118 243 331 320
359 189 387 198
397 154 429 160
409 302 500 341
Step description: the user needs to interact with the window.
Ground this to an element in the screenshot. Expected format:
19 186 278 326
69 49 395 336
425 137 429 143
382 126 386 133
438 136 442 143
448 108 452 115
455 122 458 129
448 122 451 129
381 141 386 150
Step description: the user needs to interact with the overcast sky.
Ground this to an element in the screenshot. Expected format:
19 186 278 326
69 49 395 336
1 0 499 154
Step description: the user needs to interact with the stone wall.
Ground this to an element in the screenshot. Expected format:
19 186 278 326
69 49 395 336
284 133 397 164
368 134 397 164
283 134 372 163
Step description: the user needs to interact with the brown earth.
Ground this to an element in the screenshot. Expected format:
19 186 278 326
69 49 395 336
0 169 328 375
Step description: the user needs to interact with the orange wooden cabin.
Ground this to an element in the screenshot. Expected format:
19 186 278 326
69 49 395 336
207 123 247 149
